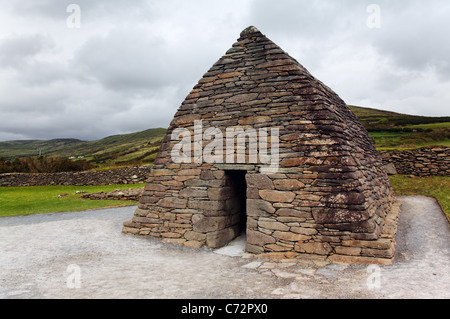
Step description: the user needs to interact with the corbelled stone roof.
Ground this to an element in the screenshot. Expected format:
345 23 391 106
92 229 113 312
168 25 380 179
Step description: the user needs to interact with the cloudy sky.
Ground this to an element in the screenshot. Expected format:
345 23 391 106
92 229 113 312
0 0 449 141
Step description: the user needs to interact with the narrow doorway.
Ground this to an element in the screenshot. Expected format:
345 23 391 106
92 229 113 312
225 170 247 235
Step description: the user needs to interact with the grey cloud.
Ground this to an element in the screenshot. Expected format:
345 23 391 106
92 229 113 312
248 0 367 38
368 1 450 79
72 24 223 95
73 29 172 91
0 34 54 69
11 0 152 21
0 0 449 142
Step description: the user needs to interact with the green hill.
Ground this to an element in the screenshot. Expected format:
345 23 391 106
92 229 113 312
0 128 167 167
348 105 450 150
349 105 450 128
0 139 84 159
0 106 449 168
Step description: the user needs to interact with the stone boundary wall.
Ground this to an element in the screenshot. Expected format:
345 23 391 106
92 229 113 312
1 147 448 187
379 147 450 177
0 165 152 187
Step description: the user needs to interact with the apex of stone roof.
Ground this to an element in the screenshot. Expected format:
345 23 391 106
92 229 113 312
240 26 263 38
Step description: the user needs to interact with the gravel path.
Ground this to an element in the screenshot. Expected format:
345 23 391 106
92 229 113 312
0 195 449 299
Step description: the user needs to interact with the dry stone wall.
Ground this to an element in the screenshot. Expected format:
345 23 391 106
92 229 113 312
380 147 450 177
122 26 398 264
0 165 151 187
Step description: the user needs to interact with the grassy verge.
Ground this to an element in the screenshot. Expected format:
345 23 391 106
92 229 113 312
0 184 145 217
370 130 450 150
389 175 450 220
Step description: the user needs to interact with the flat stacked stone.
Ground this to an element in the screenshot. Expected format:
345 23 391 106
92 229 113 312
122 26 398 264
380 147 450 177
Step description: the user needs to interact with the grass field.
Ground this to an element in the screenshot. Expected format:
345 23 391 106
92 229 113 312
389 175 450 220
407 122 450 130
0 184 145 217
370 130 450 150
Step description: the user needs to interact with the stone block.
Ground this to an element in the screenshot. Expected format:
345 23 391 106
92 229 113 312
258 219 289 231
225 93 259 104
313 209 369 224
273 179 305 190
172 209 201 214
157 197 187 209
188 199 227 211
144 183 167 191
341 238 393 250
184 230 207 241
382 163 398 175
246 187 260 199
122 227 140 235
321 192 366 205
140 195 159 205
326 219 377 233
160 212 176 221
178 169 202 176
247 199 275 217
266 244 291 252
179 188 208 198
161 232 182 238
294 242 333 255
192 215 231 232
273 231 310 242
245 174 274 189
246 243 265 254
361 246 395 259
335 246 362 256
133 208 149 217
238 116 271 125
247 229 276 246
206 226 240 248
184 179 227 187
276 208 311 218
152 169 175 176
172 114 201 125
259 190 295 203
132 216 160 225
290 227 317 236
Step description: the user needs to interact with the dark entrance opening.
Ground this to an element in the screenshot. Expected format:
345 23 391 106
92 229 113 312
225 170 247 235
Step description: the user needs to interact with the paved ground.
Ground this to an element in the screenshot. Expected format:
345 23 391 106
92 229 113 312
0 195 449 299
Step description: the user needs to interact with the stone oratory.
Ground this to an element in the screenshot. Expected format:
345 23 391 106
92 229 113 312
123 26 400 264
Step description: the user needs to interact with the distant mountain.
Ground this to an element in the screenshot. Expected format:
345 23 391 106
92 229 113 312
348 105 450 150
0 106 449 165
0 128 167 166
348 105 450 128
0 138 85 159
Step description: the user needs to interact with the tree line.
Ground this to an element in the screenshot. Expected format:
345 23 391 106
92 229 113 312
0 156 94 174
